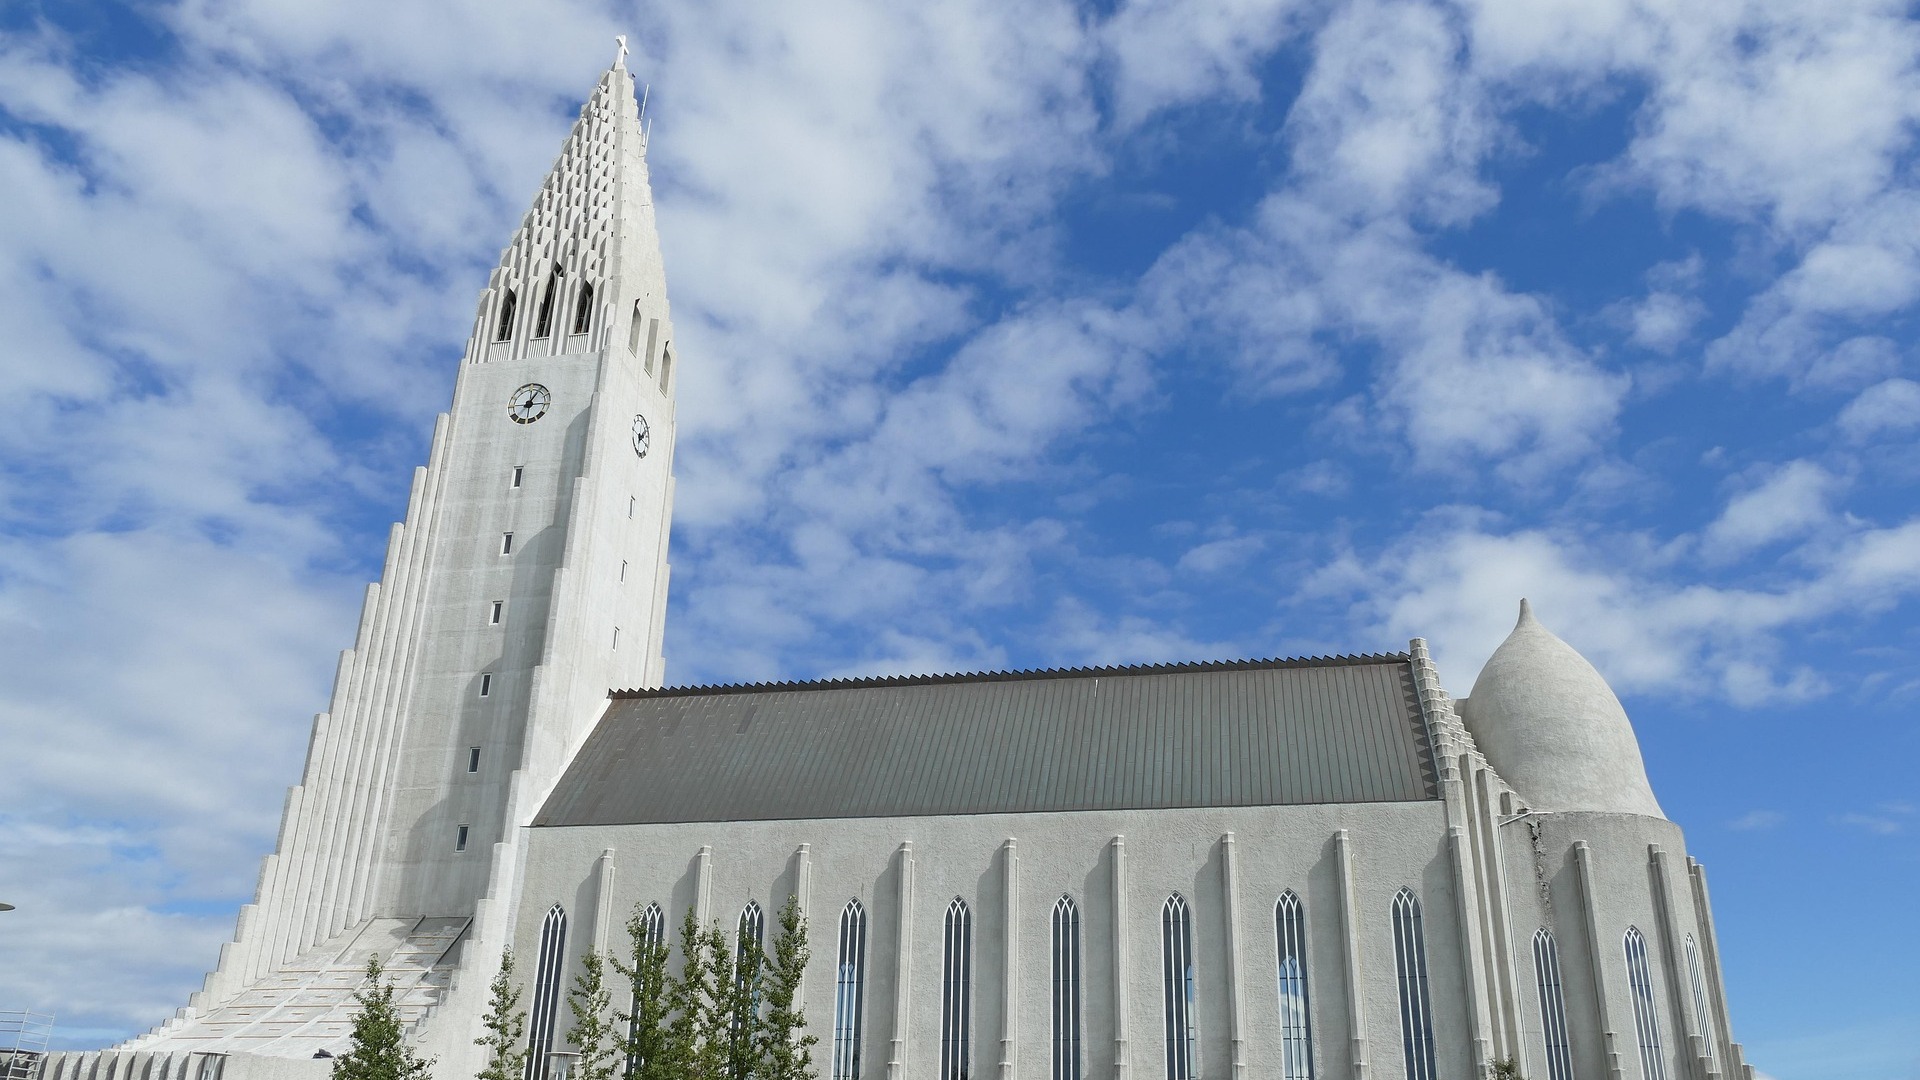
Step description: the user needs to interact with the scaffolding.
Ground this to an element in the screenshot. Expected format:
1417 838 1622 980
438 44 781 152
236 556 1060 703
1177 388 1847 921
0 1011 52 1080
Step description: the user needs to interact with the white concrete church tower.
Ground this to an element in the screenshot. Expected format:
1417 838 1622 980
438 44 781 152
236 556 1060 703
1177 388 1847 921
115 55 679 1075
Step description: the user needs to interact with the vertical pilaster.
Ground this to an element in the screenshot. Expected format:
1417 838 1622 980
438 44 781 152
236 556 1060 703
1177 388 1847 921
695 845 713 926
1447 825 1494 1077
1221 833 1247 1080
1334 830 1369 1080
588 848 617 955
888 841 915 1080
1000 838 1019 1080
1574 841 1626 1080
1649 847 1708 1079
1111 835 1130 1080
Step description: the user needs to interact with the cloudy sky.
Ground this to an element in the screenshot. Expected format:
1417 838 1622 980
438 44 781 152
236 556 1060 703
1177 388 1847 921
1 0 1917 1074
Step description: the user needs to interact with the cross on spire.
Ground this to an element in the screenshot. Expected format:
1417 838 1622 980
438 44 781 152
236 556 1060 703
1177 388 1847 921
615 35 628 68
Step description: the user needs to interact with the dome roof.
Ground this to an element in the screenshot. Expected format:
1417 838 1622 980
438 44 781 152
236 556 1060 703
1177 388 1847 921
1461 600 1664 818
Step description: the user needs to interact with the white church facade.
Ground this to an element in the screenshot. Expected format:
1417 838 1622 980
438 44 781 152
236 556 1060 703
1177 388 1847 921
38 57 1754 1080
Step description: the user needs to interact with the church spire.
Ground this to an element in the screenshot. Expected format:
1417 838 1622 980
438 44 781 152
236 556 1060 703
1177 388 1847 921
467 52 670 373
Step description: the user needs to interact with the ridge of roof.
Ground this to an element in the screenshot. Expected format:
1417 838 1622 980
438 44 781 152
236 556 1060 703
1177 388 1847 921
611 651 1414 700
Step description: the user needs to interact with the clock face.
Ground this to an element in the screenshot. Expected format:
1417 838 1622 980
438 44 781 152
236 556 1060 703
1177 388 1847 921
631 414 651 458
507 384 551 424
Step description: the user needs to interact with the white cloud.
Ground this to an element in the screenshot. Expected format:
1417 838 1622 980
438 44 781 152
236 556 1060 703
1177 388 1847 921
1101 0 1309 124
1728 809 1785 830
1701 460 1840 561
1343 509 1920 703
1838 377 1920 441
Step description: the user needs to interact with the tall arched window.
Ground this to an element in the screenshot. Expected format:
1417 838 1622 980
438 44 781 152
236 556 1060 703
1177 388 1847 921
1683 934 1718 1073
1391 887 1436 1080
1274 891 1313 1080
534 270 563 338
833 899 868 1080
940 898 973 1080
1624 927 1668 1080
1161 893 1198 1080
527 904 568 1080
1051 895 1082 1080
495 288 517 341
572 282 595 335
1532 929 1574 1080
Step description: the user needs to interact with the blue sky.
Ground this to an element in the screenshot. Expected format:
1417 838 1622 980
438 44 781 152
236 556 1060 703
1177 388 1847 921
1 0 1917 1075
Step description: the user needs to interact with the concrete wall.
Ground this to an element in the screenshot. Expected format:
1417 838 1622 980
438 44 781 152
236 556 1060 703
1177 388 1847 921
509 799 1483 1080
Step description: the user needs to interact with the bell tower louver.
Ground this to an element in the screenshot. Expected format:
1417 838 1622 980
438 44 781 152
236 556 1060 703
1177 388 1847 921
119 57 679 1069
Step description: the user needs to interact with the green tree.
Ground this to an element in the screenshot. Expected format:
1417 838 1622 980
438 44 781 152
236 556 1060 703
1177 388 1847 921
612 906 676 1080
333 958 435 1080
475 949 528 1080
718 921 765 1080
566 951 621 1080
700 922 741 1080
756 896 817 1080
664 909 719 1080
1490 1059 1526 1080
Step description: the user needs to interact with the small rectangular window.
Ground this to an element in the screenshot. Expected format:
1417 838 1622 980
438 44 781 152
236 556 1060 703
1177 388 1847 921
612 626 620 650
455 824 469 852
512 465 524 488
500 532 514 555
619 560 627 583
490 601 503 624
659 343 673 392
467 746 481 773
479 673 493 697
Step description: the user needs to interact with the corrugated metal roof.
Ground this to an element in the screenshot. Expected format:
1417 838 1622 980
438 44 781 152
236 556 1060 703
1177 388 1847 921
534 654 1438 827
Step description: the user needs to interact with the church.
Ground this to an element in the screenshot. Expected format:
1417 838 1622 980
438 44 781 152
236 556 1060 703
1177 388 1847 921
38 56 1755 1080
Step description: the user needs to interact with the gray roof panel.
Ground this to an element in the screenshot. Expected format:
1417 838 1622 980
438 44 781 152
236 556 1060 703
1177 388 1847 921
534 655 1438 827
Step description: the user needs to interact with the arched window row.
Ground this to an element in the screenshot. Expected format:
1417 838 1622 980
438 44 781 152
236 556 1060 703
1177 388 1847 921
1532 928 1574 1080
495 271 605 344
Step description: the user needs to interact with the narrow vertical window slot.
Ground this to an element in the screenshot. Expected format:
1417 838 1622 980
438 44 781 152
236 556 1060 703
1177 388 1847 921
512 465 525 489
834 899 868 1080
495 289 517 342
467 747 481 773
1533 929 1574 1080
628 302 645 357
1275 891 1314 1080
501 532 514 555
1392 887 1437 1080
1624 927 1668 1080
1162 893 1198 1080
612 627 620 650
454 824 469 852
1052 895 1082 1080
479 673 492 697
941 898 973 1080
490 601 504 625
572 282 595 335
619 560 628 583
